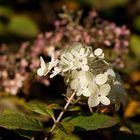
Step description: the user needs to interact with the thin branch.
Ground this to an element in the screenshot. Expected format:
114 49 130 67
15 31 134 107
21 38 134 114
50 91 76 133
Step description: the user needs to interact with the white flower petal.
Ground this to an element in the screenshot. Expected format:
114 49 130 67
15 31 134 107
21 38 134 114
85 71 94 81
72 70 79 78
37 68 44 76
100 53 104 59
60 55 69 64
40 56 46 69
53 59 59 67
50 67 61 78
73 60 81 67
70 79 79 90
71 50 79 58
47 53 58 71
79 71 86 77
89 83 99 94
85 47 92 55
82 88 92 97
95 74 108 85
82 65 89 71
106 68 115 78
48 53 54 70
66 52 73 60
50 73 56 78
76 89 82 96
80 79 88 88
82 58 88 64
89 53 94 58
99 84 111 96
73 42 83 51
37 57 48 76
88 94 100 107
100 96 110 105
80 48 85 55
94 48 103 56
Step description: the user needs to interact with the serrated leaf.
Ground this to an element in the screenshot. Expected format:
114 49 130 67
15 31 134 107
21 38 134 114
63 113 119 131
0 111 43 131
25 101 55 119
8 15 39 37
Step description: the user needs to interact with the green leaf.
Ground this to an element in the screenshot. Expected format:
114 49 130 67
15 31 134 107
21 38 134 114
0 111 43 131
52 134 81 140
0 6 13 18
58 121 75 134
25 101 55 119
15 130 38 139
0 96 26 113
63 113 119 131
68 106 81 111
8 15 39 37
52 128 81 140
47 103 61 110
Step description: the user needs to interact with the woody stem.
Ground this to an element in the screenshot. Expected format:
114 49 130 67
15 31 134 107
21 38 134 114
50 91 76 133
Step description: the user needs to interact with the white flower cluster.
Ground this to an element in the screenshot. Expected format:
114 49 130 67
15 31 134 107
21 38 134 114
37 43 126 107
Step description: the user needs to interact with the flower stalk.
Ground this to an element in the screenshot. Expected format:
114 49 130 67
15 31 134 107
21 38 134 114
50 91 76 133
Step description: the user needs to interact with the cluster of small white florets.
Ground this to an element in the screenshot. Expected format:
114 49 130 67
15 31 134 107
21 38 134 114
37 43 126 107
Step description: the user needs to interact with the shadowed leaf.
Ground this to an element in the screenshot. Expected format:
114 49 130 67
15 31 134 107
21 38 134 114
0 111 43 131
25 101 55 119
63 113 119 131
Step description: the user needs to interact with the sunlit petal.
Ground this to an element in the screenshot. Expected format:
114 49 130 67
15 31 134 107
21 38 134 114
37 68 44 76
105 68 115 78
99 84 111 96
100 96 110 105
40 56 46 69
94 48 103 56
88 94 100 107
83 88 92 97
82 64 89 71
95 74 108 85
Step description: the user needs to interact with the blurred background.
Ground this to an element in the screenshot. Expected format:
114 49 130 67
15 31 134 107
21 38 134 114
0 0 140 139
0 0 140 70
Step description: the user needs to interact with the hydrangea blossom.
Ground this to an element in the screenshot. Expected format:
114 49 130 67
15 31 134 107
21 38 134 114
70 71 95 97
37 42 126 108
88 84 111 107
37 54 58 76
94 48 104 59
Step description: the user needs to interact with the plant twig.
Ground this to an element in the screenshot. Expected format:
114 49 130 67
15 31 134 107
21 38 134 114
50 91 76 133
